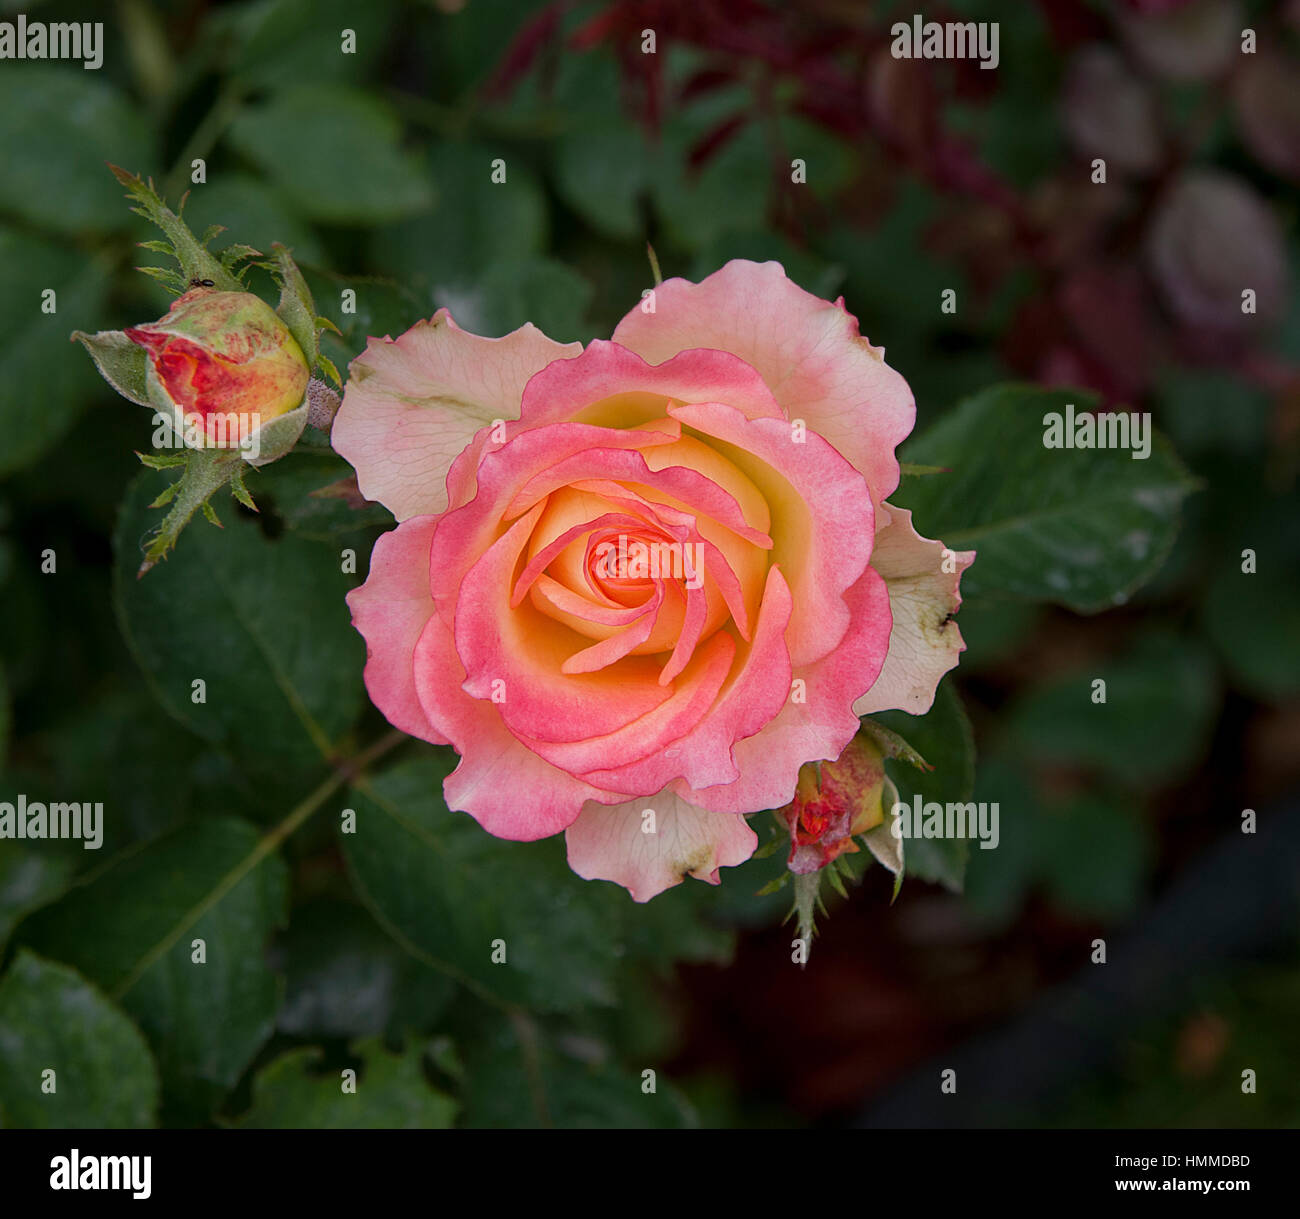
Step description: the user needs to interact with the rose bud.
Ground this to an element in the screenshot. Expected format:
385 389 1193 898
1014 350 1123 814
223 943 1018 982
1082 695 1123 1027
780 735 887 874
125 287 310 451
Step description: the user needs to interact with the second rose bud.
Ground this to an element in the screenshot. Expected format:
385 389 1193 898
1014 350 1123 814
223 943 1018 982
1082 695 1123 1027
126 287 311 457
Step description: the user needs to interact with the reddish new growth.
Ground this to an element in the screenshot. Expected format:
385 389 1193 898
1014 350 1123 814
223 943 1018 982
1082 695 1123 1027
780 736 887 875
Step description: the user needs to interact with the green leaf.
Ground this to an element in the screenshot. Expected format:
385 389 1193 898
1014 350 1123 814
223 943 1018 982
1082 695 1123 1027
0 843 75 952
226 86 433 225
137 451 187 470
652 102 770 251
0 951 159 1129
614 875 736 970
824 859 851 900
137 264 189 293
953 596 1042 672
0 656 8 769
1035 795 1152 921
341 754 622 1013
555 120 652 241
983 7 1061 186
219 243 263 277
309 270 425 366
1156 369 1270 459
229 465 257 512
1005 629 1218 787
0 229 111 477
442 256 593 344
708 822 793 927
16 818 288 1123
268 242 324 373
871 680 976 891
276 899 457 1040
859 719 931 771
1040 966 1300 1129
1203 551 1300 703
20 687 201 859
71 329 151 409
964 755 1152 928
460 1013 695 1129
207 0 399 88
249 452 393 539
176 174 325 267
819 182 956 363
231 1038 456 1129
371 141 547 288
0 549 44 701
113 471 365 786
896 384 1198 612
0 68 154 235
150 478 181 508
960 756 1040 927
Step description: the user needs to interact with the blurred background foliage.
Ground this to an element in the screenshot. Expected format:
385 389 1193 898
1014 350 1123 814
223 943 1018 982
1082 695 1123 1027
0 0 1298 1128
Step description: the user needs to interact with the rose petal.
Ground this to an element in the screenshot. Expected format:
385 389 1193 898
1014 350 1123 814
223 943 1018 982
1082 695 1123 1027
506 453 771 547
580 565 795 797
854 503 974 716
681 563 892 814
411 597 625 842
519 338 786 425
453 502 675 744
565 791 758 902
668 399 874 667
612 260 914 508
520 630 736 780
345 516 447 745
332 308 581 521
431 422 689 625
441 338 785 515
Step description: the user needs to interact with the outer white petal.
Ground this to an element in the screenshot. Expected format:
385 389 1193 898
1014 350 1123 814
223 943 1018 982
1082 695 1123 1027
854 503 974 716
565 790 757 902
332 309 581 521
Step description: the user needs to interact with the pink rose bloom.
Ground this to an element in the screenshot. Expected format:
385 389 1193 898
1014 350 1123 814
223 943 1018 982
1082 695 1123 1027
334 261 973 901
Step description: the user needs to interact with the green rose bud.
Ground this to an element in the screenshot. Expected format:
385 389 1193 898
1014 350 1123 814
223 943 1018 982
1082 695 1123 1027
126 287 310 455
780 735 887 875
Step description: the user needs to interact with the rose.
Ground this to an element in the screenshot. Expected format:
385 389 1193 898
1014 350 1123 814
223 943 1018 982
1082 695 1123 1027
126 287 310 450
334 260 973 901
780 736 887 875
